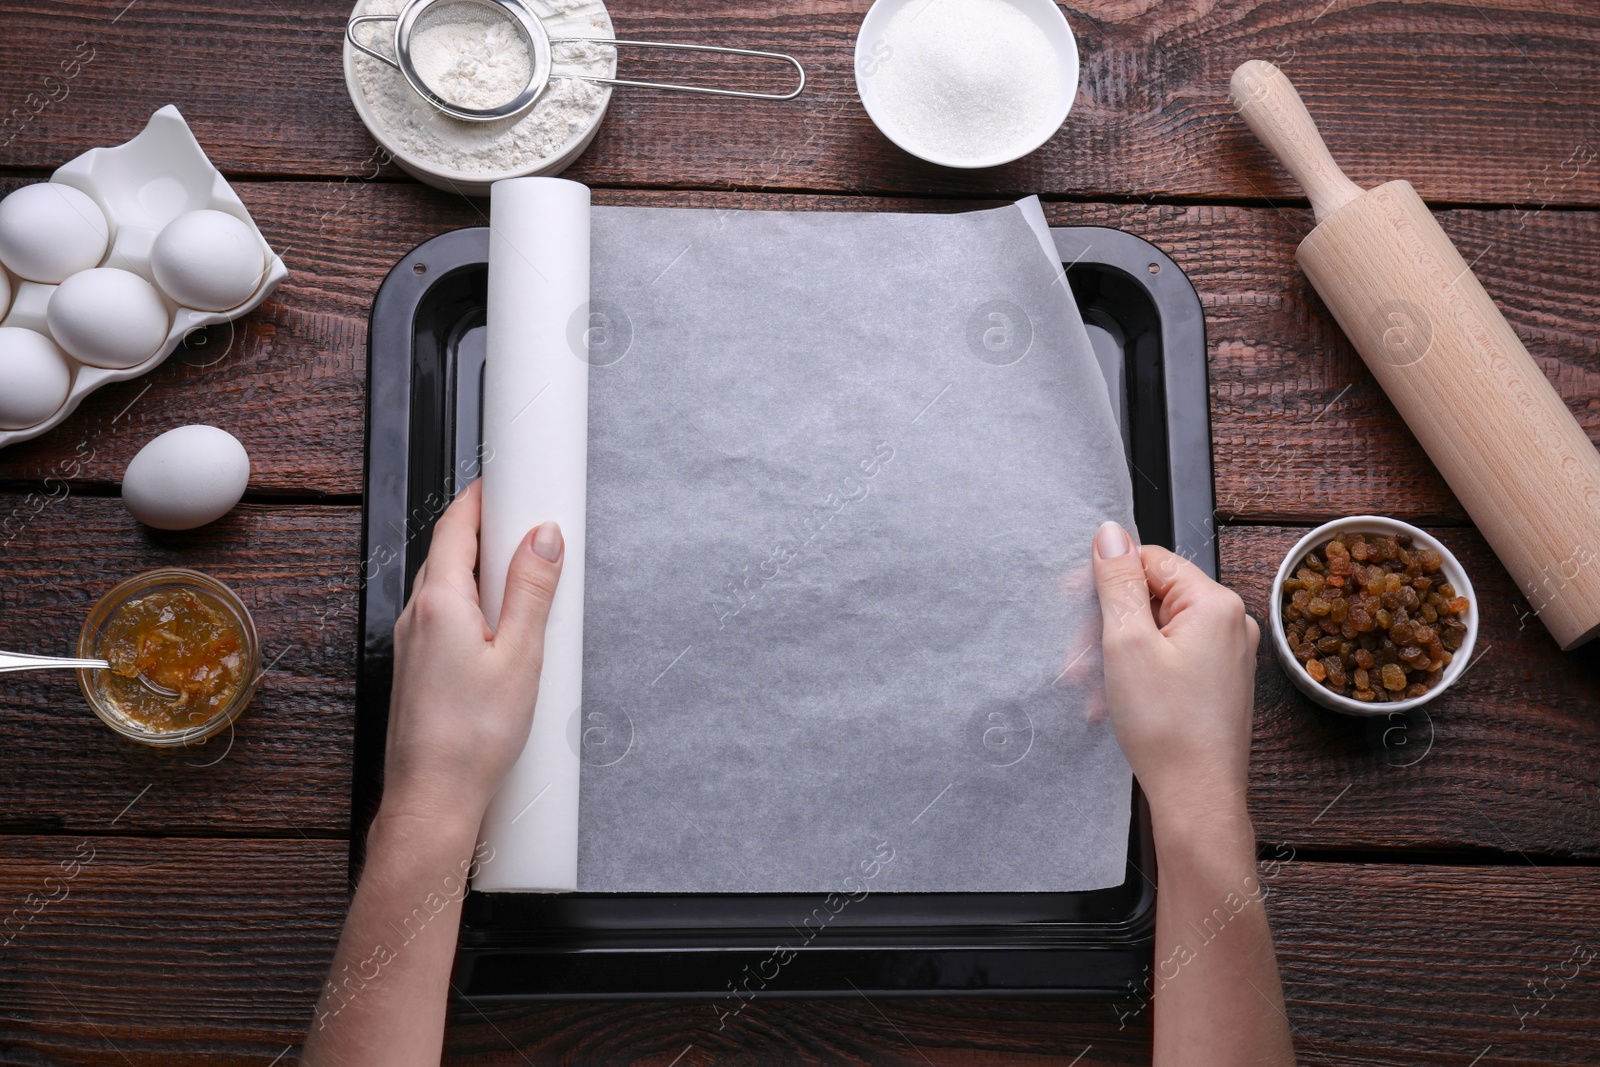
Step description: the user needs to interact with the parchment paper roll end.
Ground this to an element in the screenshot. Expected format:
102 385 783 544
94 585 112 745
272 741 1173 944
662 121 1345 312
473 176 591 893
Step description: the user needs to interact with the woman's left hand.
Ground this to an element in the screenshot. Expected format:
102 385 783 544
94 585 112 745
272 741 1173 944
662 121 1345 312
381 479 565 826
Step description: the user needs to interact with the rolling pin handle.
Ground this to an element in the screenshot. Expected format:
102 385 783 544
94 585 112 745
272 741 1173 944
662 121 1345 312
1229 60 1366 222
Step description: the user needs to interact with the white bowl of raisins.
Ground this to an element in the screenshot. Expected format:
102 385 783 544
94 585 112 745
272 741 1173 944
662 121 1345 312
1270 516 1477 716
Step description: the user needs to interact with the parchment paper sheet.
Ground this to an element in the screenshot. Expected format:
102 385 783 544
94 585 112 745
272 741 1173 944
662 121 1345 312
559 198 1138 893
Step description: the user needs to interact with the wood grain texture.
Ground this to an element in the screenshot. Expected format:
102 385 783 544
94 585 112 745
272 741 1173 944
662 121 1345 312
1225 524 1600 859
1229 60 1366 222
0 496 360 836
1 1 1597 206
0 183 1596 522
0 835 343 1064
1 492 1596 859
2 839 1594 1065
0 2 1593 1062
1263 865 1600 1066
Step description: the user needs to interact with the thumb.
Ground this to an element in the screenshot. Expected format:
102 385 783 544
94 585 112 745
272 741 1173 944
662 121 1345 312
496 521 564 654
1091 521 1157 647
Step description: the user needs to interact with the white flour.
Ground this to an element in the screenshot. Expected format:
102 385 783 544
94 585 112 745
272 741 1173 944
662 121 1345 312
410 4 534 110
872 0 1061 162
350 0 615 176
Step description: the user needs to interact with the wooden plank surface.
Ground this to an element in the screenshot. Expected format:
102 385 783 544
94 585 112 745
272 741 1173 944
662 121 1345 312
1 2 1598 207
0 183 1596 526
0 497 359 835
1223 525 1600 859
2 837 1594 1065
1 0 1597 1061
2 496 1595 859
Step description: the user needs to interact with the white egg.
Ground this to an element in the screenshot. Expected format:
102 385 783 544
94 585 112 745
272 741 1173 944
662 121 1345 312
151 209 265 312
122 425 251 530
0 183 110 283
0 327 73 430
47 267 171 369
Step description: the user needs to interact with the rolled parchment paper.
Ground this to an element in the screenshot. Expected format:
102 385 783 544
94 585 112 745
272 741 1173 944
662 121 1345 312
474 176 589 892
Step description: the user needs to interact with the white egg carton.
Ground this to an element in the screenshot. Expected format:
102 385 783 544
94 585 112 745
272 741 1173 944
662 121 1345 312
0 106 286 450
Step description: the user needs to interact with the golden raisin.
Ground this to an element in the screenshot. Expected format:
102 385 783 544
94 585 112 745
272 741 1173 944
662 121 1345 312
1282 534 1469 701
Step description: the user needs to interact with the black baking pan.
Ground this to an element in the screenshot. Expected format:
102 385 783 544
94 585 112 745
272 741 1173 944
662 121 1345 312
355 222 1214 1000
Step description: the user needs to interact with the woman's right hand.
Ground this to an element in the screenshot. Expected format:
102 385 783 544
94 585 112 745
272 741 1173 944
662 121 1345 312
1089 521 1261 823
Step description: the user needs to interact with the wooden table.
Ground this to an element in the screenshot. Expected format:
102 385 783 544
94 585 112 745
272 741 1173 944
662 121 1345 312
2 2 1597 1063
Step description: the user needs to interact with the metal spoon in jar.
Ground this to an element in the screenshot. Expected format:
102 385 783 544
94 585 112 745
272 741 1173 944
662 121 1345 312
0 650 181 698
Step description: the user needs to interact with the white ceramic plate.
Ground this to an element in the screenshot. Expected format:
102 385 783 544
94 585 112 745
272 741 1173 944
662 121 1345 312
1269 515 1479 716
0 106 287 450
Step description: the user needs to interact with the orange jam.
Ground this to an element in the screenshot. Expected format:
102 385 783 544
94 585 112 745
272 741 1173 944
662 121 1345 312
96 586 250 733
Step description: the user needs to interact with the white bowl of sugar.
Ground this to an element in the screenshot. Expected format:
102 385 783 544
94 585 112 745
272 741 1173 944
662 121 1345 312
854 0 1078 170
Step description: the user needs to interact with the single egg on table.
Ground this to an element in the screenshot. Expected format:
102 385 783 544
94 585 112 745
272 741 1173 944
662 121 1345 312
122 424 251 530
0 182 110 283
0 327 73 430
151 209 266 312
47 267 171 369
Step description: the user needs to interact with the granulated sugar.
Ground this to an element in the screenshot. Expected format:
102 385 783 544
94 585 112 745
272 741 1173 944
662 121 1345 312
873 0 1061 163
350 0 614 176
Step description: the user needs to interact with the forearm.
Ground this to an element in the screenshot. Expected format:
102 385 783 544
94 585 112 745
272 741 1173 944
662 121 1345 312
302 802 486 1067
1148 801 1296 1067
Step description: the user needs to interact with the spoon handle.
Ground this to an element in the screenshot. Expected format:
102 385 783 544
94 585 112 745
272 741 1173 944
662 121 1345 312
0 651 112 673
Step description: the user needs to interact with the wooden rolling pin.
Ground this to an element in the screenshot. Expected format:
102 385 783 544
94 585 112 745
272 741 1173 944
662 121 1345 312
1230 60 1600 651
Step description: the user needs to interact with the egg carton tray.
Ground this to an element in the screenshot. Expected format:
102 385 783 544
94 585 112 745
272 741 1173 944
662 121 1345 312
0 106 286 450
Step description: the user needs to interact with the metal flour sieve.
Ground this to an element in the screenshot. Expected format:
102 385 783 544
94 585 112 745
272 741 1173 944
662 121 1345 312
347 0 806 123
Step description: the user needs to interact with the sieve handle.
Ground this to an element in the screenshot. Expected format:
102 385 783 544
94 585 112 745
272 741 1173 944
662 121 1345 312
348 14 402 69
550 38 806 101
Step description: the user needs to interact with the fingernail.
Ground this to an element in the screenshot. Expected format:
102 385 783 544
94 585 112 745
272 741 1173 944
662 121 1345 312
532 521 562 562
1095 521 1130 559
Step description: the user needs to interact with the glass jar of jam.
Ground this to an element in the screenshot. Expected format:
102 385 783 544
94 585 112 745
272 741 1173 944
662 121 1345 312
76 569 261 745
